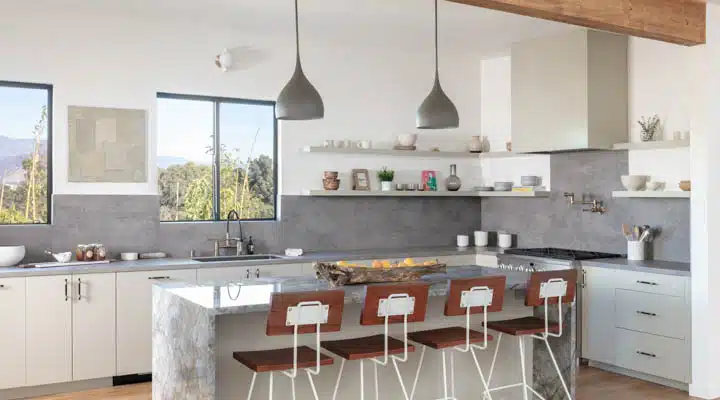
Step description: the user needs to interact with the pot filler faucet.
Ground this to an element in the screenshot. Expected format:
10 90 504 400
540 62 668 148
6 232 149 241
214 210 245 256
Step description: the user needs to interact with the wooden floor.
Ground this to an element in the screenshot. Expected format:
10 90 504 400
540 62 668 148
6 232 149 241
34 366 695 399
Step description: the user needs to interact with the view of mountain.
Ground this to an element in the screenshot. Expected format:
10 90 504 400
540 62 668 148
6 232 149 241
0 135 47 184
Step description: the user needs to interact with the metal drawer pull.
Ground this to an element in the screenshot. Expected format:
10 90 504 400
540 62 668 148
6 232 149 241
245 269 250 279
148 276 171 280
636 351 657 358
255 268 260 278
636 280 658 286
0 284 5 288
77 278 82 300
64 279 69 301
636 311 657 317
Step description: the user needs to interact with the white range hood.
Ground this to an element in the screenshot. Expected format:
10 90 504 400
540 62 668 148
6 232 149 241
511 29 629 153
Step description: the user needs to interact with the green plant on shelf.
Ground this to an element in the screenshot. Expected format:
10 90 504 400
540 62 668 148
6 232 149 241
377 167 395 182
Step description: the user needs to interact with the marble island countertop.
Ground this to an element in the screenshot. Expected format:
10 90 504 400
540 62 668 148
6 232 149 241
159 265 531 316
0 245 501 278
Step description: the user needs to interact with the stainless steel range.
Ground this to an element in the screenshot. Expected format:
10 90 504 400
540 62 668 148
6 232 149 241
495 247 623 358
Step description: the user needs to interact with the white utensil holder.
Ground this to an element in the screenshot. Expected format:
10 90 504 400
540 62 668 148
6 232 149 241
627 241 646 261
474 231 488 247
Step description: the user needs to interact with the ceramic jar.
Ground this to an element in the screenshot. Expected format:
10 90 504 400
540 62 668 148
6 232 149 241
445 164 462 191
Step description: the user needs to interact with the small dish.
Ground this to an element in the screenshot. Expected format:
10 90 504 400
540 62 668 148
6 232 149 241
493 182 513 192
646 181 665 191
120 252 139 261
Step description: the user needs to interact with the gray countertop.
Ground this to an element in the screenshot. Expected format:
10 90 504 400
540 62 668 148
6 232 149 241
156 265 531 316
581 258 690 277
0 245 502 278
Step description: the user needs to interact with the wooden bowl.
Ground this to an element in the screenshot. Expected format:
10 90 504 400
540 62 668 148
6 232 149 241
679 180 691 191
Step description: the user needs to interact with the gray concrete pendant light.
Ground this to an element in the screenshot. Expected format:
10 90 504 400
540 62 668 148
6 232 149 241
417 0 459 129
276 0 324 120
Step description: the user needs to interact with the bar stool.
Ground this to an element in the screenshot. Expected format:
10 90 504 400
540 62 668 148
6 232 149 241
233 290 345 400
407 276 507 400
322 282 431 400
484 270 578 400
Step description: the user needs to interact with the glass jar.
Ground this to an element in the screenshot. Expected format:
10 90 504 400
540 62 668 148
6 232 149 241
84 245 95 262
76 245 86 261
95 244 107 261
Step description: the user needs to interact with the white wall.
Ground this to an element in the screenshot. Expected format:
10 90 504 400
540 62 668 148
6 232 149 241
0 6 484 196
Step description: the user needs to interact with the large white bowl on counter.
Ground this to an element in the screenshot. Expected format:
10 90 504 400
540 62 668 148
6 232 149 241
0 245 25 267
621 175 650 191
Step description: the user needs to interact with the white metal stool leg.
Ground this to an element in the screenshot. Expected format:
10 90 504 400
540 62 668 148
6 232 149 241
450 351 456 399
470 347 493 400
518 337 529 400
332 359 346 400
246 372 257 400
543 337 572 399
410 346 427 400
485 332 502 391
374 361 379 400
290 374 296 400
307 369 320 400
360 359 365 400
268 372 273 400
441 350 449 399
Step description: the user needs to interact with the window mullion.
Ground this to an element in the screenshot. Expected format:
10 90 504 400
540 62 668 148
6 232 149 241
213 100 221 221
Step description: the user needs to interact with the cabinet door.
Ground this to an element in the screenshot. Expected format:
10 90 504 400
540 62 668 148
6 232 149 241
0 277 26 389
582 266 617 364
116 269 196 375
197 266 251 283
72 273 116 381
255 263 305 278
26 275 72 386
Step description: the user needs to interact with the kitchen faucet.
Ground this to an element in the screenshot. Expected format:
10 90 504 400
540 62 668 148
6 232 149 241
223 210 244 255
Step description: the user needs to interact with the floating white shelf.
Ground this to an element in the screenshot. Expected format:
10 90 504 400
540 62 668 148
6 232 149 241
302 190 551 198
478 151 529 159
612 139 689 151
612 191 690 198
302 146 478 159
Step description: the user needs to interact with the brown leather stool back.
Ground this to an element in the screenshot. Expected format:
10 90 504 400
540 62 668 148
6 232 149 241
525 270 578 307
444 276 507 316
360 283 430 326
266 290 345 336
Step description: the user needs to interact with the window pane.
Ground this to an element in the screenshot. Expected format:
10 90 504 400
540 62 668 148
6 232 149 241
157 97 214 221
219 102 276 220
0 85 50 224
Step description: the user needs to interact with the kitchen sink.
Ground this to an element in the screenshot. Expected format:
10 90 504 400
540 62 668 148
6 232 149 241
192 254 287 262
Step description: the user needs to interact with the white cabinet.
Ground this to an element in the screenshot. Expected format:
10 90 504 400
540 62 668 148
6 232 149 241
72 273 117 381
26 275 72 386
582 265 691 385
116 269 197 375
256 263 307 278
0 277 26 389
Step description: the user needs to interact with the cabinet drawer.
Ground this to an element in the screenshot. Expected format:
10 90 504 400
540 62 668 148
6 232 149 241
614 269 687 297
614 289 687 339
614 328 689 383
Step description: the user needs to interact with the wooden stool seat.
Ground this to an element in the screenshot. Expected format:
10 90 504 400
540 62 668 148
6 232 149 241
486 316 561 336
322 334 416 361
233 346 334 373
408 326 494 350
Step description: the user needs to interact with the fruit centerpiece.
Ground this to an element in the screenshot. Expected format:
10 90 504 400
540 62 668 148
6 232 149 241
314 258 447 286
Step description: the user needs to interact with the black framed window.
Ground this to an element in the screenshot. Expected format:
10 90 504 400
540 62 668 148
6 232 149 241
0 81 52 224
157 93 277 222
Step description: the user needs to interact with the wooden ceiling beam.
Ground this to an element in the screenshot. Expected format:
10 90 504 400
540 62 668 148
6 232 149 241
447 0 706 46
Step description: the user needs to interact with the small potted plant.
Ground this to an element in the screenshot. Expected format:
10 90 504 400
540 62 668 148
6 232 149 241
377 167 395 191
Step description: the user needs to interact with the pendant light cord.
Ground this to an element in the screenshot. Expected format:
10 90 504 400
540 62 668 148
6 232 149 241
295 0 301 59
434 0 439 77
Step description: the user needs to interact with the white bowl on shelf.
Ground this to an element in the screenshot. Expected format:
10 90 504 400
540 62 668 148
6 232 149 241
396 134 418 147
0 245 25 267
621 175 650 191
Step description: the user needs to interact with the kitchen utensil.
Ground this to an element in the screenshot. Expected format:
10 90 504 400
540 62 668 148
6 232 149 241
497 232 512 248
627 241 646 261
679 180 691 191
445 164 462 191
397 133 418 147
621 175 650 191
520 176 540 187
622 224 631 240
493 182 513 192
120 252 139 261
456 235 470 248
639 229 651 243
0 245 25 267
474 231 489 247
633 226 641 241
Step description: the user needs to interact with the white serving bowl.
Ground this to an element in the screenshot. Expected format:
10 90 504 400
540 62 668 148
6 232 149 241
621 175 650 191
52 252 72 263
0 245 25 267
396 134 418 147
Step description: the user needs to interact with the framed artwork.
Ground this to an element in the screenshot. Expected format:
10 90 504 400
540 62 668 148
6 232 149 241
422 170 438 191
352 169 371 191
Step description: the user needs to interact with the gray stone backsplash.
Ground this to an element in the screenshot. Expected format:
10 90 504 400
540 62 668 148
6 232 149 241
0 194 482 262
481 151 690 262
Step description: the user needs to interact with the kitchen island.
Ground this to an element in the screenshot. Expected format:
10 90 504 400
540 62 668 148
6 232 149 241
152 266 576 400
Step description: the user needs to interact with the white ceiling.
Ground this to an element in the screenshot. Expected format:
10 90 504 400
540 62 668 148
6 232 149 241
13 0 576 54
